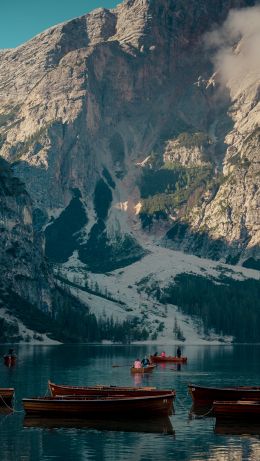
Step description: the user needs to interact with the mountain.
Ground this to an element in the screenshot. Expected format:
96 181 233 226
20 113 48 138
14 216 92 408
0 0 260 343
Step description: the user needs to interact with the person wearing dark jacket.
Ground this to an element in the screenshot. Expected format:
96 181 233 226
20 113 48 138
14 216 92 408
176 346 181 358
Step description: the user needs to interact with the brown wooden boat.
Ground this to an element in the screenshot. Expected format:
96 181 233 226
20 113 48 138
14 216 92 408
22 392 175 417
189 384 260 404
48 381 173 398
213 400 260 419
0 388 14 406
150 355 187 364
3 355 16 367
23 415 175 434
130 364 156 374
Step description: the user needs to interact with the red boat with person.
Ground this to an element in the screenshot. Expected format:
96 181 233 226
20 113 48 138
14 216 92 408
131 364 156 374
3 349 17 367
189 384 260 404
150 355 187 364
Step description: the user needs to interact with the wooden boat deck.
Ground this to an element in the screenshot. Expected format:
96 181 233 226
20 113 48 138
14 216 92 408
49 381 173 398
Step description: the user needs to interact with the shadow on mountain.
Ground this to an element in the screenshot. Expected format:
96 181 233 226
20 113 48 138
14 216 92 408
165 221 260 267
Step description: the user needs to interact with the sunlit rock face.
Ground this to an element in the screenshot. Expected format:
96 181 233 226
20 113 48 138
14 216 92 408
0 0 259 270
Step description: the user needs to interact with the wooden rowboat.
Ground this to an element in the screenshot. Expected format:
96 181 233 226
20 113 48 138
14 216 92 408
150 356 187 364
130 364 156 374
3 355 16 367
213 400 260 419
22 392 175 417
48 381 173 398
188 384 260 404
0 388 14 406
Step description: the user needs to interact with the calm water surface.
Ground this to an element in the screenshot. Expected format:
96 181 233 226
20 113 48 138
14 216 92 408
1 344 260 461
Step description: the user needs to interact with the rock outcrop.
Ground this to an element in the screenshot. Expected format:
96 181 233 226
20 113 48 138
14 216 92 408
0 0 259 270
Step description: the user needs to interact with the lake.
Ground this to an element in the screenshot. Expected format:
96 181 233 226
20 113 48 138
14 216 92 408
1 344 260 461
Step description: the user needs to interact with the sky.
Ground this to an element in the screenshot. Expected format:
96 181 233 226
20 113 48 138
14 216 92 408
0 0 119 49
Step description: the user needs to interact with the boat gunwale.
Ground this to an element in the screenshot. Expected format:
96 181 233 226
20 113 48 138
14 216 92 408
23 392 176 404
189 384 260 392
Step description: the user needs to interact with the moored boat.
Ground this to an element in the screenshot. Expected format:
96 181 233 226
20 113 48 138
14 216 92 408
213 400 260 419
48 381 173 397
188 384 260 404
0 388 15 406
130 364 156 373
22 392 175 417
150 355 187 364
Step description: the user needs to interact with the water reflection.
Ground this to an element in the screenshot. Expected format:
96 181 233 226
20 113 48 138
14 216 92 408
189 403 214 419
1 344 260 461
215 419 260 437
23 416 175 435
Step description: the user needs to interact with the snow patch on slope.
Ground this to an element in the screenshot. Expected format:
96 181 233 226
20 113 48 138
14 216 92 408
60 241 260 345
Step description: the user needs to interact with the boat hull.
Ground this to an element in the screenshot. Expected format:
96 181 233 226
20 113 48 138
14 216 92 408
189 384 260 404
23 394 175 417
150 356 187 364
130 365 156 374
49 382 173 398
3 356 16 367
213 400 260 419
0 388 14 406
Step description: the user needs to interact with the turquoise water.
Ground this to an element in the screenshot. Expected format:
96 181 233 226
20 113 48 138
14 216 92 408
1 344 260 461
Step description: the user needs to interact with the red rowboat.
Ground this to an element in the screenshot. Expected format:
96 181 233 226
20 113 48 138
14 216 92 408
189 384 260 404
130 364 156 374
213 400 260 419
3 355 16 367
22 393 175 417
48 381 174 398
150 355 187 364
0 388 14 406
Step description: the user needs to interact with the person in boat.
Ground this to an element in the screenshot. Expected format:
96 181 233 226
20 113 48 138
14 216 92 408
141 356 150 367
160 351 166 357
134 358 142 369
176 346 181 358
152 352 158 357
4 348 16 358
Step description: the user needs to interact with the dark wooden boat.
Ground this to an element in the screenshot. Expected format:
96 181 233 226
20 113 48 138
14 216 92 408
48 381 173 398
24 415 175 434
150 355 187 364
213 400 260 419
130 364 156 374
0 388 14 406
23 392 175 417
3 355 16 367
189 384 260 404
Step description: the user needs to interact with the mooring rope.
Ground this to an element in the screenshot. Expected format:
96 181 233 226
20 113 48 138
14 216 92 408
0 393 24 414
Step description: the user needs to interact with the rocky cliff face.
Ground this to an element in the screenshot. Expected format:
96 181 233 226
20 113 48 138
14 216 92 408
0 0 259 271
